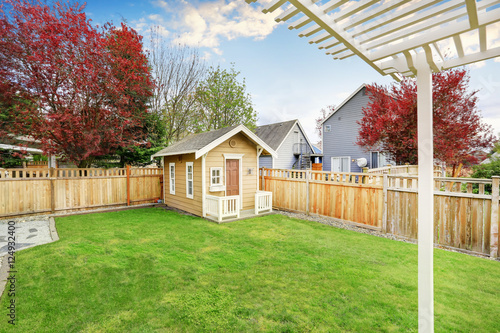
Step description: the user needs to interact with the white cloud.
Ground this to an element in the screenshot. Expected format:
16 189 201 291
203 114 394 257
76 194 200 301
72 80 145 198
139 0 281 55
468 61 486 70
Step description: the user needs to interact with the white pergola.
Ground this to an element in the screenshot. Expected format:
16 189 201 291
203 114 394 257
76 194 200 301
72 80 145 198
246 0 500 331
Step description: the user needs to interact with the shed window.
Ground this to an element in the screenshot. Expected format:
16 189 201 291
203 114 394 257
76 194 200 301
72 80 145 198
169 163 175 195
186 162 193 199
210 167 222 186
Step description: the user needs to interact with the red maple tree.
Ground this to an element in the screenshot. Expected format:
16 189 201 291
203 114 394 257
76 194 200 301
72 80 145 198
0 0 153 167
356 69 495 169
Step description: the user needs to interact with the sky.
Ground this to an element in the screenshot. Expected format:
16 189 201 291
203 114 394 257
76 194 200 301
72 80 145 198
82 0 500 144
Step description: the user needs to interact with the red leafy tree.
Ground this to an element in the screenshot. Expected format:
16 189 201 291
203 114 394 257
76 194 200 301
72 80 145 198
356 69 495 169
0 0 153 167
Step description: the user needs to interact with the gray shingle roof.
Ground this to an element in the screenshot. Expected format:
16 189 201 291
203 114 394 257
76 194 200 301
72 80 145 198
254 120 297 151
153 125 240 156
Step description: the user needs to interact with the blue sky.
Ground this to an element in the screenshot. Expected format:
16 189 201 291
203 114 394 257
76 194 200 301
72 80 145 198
83 0 500 144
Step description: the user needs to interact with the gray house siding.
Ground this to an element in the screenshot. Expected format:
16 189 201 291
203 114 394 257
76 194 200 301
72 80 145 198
274 124 309 169
259 155 273 169
322 87 371 173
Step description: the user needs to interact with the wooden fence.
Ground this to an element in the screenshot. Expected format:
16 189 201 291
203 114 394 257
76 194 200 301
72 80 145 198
261 169 384 229
367 164 443 177
261 168 500 258
0 167 163 218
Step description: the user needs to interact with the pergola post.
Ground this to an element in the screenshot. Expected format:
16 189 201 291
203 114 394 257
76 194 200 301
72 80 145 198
416 60 434 333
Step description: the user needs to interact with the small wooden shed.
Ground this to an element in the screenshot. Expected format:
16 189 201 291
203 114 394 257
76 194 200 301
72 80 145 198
152 125 277 222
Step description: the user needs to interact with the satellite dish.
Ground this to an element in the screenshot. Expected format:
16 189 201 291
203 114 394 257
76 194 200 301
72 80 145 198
357 158 367 167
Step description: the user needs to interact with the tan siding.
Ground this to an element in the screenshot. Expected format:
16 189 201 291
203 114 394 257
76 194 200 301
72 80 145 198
163 154 202 216
162 132 260 217
206 132 258 210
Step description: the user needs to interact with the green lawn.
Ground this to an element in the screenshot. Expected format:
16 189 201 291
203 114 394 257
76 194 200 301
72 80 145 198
1 208 499 332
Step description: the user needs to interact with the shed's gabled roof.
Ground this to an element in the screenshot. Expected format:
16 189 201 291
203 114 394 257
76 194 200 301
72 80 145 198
152 124 277 159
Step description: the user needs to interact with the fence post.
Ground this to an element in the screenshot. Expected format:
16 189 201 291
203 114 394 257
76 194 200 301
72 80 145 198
382 173 388 233
126 165 131 206
50 167 56 213
490 176 499 258
306 170 310 215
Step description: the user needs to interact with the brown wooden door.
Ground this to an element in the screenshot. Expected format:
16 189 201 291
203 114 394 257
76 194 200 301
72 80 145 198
226 159 239 196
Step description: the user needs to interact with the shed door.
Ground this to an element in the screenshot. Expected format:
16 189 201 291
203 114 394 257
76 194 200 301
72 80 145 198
226 159 239 196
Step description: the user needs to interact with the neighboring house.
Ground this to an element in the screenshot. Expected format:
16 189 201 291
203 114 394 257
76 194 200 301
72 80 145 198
321 84 391 173
255 119 320 170
0 135 57 168
152 125 277 222
481 152 500 164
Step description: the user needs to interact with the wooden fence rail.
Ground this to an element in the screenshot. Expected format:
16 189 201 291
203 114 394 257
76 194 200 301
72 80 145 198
0 167 163 218
261 168 499 258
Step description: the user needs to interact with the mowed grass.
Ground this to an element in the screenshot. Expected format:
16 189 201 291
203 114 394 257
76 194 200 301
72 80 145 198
1 208 499 332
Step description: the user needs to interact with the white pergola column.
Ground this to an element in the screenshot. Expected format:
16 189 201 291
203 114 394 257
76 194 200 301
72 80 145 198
416 60 434 333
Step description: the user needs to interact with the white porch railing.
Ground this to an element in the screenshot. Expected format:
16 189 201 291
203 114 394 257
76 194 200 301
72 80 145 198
205 195 240 222
255 191 272 215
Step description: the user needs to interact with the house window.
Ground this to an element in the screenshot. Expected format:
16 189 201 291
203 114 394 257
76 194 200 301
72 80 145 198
186 162 193 199
325 125 331 132
210 167 222 186
331 156 350 172
169 163 175 195
371 151 390 169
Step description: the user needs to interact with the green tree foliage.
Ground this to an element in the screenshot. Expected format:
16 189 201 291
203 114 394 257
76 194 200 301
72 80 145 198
194 64 257 132
472 158 500 179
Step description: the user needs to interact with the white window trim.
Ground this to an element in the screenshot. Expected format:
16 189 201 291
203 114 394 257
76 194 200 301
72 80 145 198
209 167 225 192
169 162 175 195
186 162 194 199
370 151 379 169
210 167 222 186
331 156 351 172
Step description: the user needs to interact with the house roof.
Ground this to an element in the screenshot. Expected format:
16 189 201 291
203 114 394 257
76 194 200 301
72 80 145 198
0 143 43 154
320 84 366 125
255 119 317 155
254 120 297 151
312 144 322 154
481 152 500 164
152 125 277 159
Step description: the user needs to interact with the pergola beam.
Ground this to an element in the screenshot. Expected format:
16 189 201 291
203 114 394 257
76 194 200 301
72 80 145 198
339 0 412 31
465 0 479 28
368 11 500 62
287 0 386 77
359 0 466 47
350 0 444 38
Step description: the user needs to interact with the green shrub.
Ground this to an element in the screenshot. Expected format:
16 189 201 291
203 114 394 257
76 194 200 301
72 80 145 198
471 158 500 179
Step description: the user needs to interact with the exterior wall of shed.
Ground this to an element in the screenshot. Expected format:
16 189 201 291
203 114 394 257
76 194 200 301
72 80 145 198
162 132 259 217
163 153 202 216
274 123 310 169
322 88 370 173
205 132 258 210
